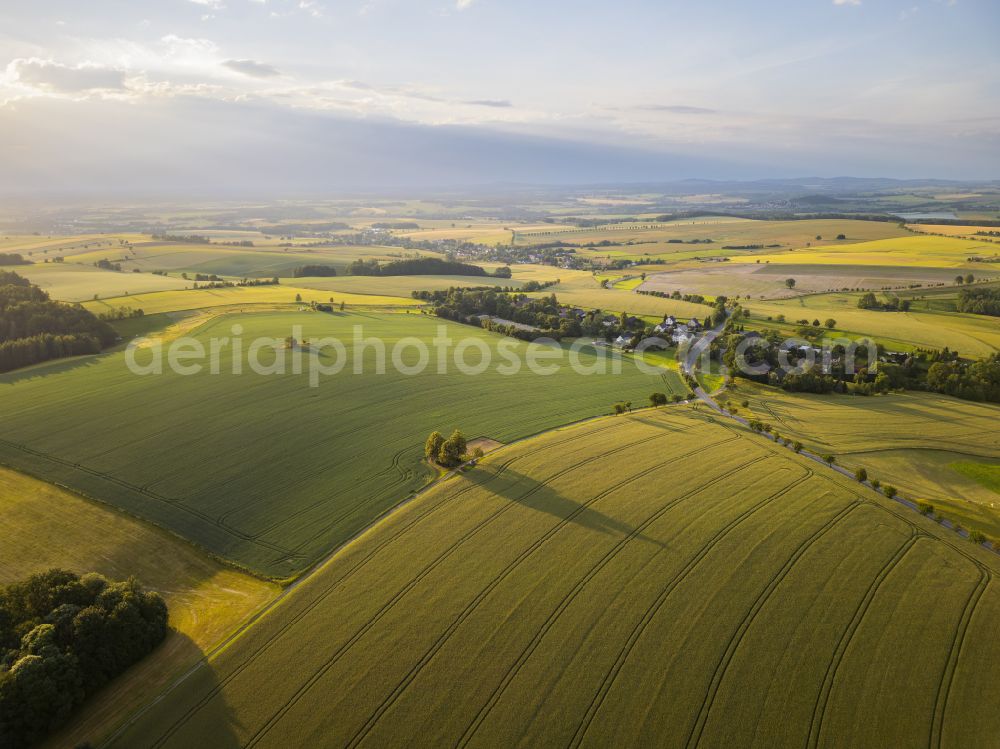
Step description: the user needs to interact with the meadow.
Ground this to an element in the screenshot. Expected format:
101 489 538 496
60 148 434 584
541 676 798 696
0 467 278 749
727 386 1000 538
0 311 685 578
107 407 1000 748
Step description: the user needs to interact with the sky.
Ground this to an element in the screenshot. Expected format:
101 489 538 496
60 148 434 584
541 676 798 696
0 0 997 195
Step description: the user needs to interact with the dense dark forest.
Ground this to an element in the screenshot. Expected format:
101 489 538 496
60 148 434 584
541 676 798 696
0 271 116 373
0 570 168 749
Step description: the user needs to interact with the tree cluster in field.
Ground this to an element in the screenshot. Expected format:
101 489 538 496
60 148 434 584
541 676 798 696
926 353 1000 403
151 233 212 243
857 292 911 312
956 286 1000 317
424 430 482 468
293 264 338 277
420 288 580 341
635 289 708 304
346 257 502 278
0 253 25 266
95 259 123 272
0 272 116 373
96 306 144 321
0 570 168 749
370 221 420 230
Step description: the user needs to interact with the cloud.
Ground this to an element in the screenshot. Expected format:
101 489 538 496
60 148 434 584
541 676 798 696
463 99 512 108
635 104 717 115
189 0 225 8
223 59 281 78
298 0 324 17
7 58 128 93
456 0 475 9
833 0 862 5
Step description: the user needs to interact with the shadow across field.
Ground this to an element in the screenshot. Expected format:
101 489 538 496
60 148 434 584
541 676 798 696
488 467 667 548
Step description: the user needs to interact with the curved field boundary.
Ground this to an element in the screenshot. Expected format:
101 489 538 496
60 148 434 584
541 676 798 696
144 421 692 748
241 431 748 748
106 417 631 747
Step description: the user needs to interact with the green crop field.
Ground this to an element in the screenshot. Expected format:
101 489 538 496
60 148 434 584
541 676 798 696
730 385 1000 538
0 467 278 749
0 311 685 578
9 262 190 301
108 407 1000 748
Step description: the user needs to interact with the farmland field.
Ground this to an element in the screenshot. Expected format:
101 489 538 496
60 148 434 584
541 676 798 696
744 292 1000 357
0 311 685 577
640 262 996 300
514 217 909 254
0 467 278 749
730 235 993 268
729 386 1000 537
82 284 421 315
9 262 189 301
108 407 1000 748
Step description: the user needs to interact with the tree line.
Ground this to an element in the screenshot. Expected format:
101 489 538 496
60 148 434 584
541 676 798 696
0 569 168 749
0 272 116 373
956 286 1000 317
346 257 509 277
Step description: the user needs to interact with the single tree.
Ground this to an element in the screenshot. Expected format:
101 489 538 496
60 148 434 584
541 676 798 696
438 430 468 467
424 431 444 461
884 485 898 498
855 467 868 483
824 318 836 329
785 278 796 289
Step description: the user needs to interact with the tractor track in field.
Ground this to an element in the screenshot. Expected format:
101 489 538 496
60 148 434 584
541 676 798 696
344 438 756 749
929 568 990 749
140 416 662 748
805 530 922 749
684 496 859 749
240 429 734 749
563 466 819 749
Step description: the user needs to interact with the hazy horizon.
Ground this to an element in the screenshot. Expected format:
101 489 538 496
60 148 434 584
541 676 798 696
1 0 998 196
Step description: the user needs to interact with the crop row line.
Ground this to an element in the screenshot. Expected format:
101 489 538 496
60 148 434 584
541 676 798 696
241 428 724 748
147 416 658 747
564 466 817 749
805 530 922 749
685 494 857 749
347 444 765 749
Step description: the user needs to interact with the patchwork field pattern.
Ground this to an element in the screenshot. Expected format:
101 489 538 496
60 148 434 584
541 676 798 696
0 312 683 577
109 408 1000 748
640 263 996 300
